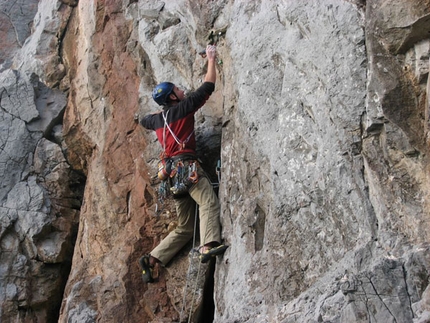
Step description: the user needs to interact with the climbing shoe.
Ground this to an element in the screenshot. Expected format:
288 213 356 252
139 255 154 283
200 244 228 264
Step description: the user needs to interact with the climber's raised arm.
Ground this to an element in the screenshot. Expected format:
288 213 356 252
204 45 217 84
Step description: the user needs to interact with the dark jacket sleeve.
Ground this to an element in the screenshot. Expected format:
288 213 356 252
176 82 215 116
140 82 215 128
140 114 155 130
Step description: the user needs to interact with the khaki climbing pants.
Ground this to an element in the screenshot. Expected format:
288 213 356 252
150 176 221 266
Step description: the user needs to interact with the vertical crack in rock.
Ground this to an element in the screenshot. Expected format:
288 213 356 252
126 190 131 221
252 203 266 252
401 262 416 320
57 2 75 69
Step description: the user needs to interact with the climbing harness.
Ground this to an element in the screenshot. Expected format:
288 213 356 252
155 110 198 213
170 158 200 196
156 157 200 216
160 111 198 195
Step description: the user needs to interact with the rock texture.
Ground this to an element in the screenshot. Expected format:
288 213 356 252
0 42 82 323
0 0 39 71
0 0 429 323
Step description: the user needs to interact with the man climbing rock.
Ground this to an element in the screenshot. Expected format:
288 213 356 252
138 44 227 283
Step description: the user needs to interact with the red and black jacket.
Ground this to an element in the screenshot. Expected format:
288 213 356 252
141 82 215 158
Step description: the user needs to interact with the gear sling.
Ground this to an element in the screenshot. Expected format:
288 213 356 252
157 109 200 196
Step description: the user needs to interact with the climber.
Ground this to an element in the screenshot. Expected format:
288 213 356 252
138 44 228 283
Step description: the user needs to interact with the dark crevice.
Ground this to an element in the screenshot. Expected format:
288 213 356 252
200 260 216 323
192 143 222 322
401 263 415 319
253 204 266 252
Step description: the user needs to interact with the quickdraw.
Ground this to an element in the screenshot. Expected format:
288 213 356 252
170 159 200 196
156 158 200 204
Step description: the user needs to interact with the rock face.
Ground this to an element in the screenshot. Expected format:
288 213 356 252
0 0 429 323
0 49 82 323
0 0 39 71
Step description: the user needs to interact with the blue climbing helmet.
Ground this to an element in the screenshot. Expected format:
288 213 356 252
152 82 175 106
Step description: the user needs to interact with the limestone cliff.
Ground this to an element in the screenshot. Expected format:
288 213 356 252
0 0 429 323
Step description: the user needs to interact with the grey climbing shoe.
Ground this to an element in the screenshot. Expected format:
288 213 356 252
200 244 228 263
